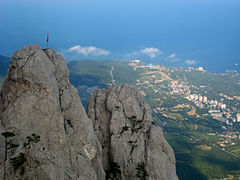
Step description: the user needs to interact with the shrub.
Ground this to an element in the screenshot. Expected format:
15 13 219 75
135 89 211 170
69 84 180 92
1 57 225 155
136 162 148 180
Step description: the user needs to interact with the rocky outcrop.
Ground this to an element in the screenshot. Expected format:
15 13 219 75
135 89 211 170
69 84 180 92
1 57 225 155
0 44 178 180
87 85 178 180
0 45 105 180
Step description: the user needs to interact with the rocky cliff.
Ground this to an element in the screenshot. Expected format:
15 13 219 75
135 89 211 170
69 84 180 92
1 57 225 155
0 45 105 180
0 45 178 180
87 85 178 180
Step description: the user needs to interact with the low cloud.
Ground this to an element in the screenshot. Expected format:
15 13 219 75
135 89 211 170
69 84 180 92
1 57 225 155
167 53 176 59
141 47 162 58
127 47 162 59
165 53 179 62
67 45 111 56
185 59 197 65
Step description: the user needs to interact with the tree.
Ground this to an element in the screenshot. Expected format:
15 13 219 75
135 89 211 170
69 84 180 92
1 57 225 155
1 132 41 178
2 131 19 180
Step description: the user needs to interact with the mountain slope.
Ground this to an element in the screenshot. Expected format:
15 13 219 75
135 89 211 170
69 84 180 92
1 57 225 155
68 60 140 107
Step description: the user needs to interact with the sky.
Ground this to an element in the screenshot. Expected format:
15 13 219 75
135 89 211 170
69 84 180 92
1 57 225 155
0 0 240 73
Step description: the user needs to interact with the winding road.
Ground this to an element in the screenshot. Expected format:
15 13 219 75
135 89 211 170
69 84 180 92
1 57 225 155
110 66 116 85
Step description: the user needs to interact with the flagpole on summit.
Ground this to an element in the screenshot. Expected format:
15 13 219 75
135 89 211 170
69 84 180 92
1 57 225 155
46 32 49 48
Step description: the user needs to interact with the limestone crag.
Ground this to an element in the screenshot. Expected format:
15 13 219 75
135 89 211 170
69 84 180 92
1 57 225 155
0 44 178 180
0 45 105 180
87 85 178 180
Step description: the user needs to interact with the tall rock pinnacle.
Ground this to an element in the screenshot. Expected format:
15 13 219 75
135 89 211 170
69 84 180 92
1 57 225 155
0 45 105 180
87 85 178 180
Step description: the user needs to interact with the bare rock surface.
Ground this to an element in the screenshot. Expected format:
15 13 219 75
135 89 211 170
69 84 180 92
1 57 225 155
0 45 105 180
87 85 178 180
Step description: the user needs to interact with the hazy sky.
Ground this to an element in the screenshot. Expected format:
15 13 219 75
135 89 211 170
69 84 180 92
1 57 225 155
0 0 240 73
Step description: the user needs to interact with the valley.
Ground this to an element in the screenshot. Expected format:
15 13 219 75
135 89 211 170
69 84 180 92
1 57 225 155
68 59 240 180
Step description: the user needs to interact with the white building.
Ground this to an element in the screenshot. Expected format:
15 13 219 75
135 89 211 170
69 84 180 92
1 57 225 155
189 94 194 100
203 96 208 102
194 94 199 101
132 59 141 63
209 109 220 113
237 113 240 122
221 104 226 109
197 67 204 71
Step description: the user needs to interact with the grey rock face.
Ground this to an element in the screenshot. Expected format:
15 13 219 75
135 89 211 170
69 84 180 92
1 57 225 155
87 85 178 180
0 45 105 180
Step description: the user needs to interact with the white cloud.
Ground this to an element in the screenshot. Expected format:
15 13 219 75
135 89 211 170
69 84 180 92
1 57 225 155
67 45 111 56
140 47 162 58
166 53 176 59
128 51 138 56
185 59 197 65
127 47 162 59
165 53 179 62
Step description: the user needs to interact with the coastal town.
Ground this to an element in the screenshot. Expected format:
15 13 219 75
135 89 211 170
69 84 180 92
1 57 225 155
128 60 240 144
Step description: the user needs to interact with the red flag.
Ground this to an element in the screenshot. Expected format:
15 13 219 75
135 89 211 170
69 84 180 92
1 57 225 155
46 32 49 42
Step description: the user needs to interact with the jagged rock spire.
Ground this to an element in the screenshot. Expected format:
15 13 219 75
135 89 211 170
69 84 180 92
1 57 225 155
0 45 105 180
